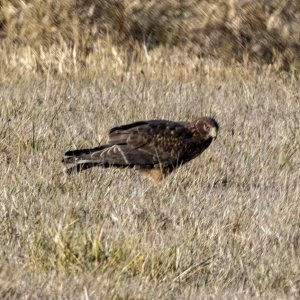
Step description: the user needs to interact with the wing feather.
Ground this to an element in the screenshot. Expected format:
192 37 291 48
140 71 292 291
107 120 193 168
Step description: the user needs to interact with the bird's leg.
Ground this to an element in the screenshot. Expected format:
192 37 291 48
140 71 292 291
148 169 166 183
139 168 166 184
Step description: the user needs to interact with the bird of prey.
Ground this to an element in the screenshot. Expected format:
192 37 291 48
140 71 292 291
62 116 219 182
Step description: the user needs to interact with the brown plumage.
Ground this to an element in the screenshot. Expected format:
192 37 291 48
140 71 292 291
62 116 219 182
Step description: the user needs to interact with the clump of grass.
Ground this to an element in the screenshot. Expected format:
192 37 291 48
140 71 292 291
0 0 299 76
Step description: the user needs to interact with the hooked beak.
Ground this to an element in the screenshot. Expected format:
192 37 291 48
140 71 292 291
209 126 218 139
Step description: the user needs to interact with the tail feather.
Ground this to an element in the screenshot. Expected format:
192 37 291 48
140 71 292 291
62 145 111 173
62 143 156 174
64 145 110 158
63 145 111 163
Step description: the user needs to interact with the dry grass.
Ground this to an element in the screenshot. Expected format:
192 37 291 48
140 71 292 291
0 0 300 75
0 0 300 299
0 52 299 298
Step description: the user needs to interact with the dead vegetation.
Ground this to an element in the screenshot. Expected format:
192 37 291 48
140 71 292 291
0 0 300 299
0 0 300 76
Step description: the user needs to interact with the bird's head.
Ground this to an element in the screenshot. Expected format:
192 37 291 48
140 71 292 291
195 117 219 140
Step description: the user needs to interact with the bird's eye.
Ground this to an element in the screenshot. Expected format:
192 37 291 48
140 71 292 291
203 124 209 131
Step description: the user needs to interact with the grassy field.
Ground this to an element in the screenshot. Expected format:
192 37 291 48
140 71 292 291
1 52 299 298
0 1 300 299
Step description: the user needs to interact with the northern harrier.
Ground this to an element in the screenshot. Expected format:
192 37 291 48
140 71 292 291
63 116 219 182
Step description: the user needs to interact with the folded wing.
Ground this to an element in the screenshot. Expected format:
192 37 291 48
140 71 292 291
108 120 193 167
63 120 194 173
